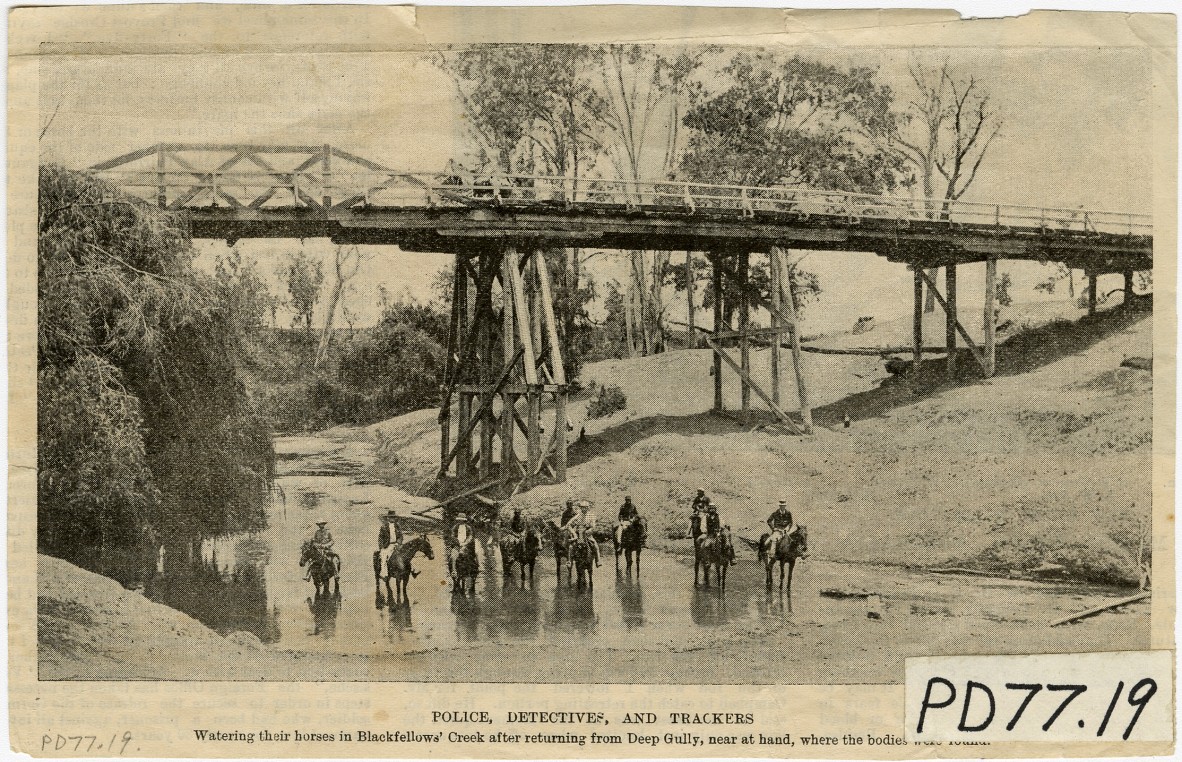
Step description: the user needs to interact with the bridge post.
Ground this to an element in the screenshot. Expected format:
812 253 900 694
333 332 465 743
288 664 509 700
738 251 751 418
711 253 724 413
455 261 472 480
983 256 997 378
501 256 518 477
769 249 782 406
1124 269 1135 307
912 265 923 378
478 252 497 479
155 144 167 208
771 245 812 434
321 144 332 209
686 252 697 349
945 264 958 378
1088 272 1098 315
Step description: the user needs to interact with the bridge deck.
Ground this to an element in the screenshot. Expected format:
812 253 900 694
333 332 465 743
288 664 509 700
89 143 1153 272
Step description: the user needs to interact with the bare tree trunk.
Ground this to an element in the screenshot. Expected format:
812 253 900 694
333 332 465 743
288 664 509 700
685 252 696 348
649 251 669 353
622 281 637 358
314 280 345 369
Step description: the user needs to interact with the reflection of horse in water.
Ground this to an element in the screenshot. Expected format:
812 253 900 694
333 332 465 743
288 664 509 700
450 588 482 641
382 595 413 639
615 575 645 630
613 519 644 577
757 589 794 618
500 526 543 582
690 587 731 626
299 540 339 597
548 583 598 635
694 528 734 589
373 535 434 606
306 590 341 636
499 578 543 638
759 526 808 594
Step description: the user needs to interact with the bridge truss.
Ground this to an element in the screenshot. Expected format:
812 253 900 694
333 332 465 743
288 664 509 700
87 143 1156 494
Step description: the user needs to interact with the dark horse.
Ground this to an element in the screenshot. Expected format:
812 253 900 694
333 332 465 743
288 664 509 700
499 525 542 582
547 520 573 581
373 535 434 606
451 538 479 594
760 526 808 594
300 540 339 597
694 528 734 589
568 533 596 591
612 518 644 577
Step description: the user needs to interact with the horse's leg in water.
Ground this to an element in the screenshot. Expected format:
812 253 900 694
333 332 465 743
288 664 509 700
785 558 795 599
373 551 381 590
765 559 773 591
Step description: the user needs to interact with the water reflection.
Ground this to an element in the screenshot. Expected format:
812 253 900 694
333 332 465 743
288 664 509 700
145 535 281 643
615 576 645 630
307 591 341 637
382 599 414 642
690 587 731 627
757 590 794 619
547 584 598 636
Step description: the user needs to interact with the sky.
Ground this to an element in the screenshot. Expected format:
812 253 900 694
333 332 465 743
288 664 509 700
38 43 1154 332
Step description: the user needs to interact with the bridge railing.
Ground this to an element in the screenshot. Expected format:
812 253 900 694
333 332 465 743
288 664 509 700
92 167 1153 236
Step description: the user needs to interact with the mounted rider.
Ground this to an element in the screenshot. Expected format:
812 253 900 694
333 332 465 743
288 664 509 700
703 500 736 565
448 512 477 574
379 508 417 578
562 500 601 568
764 500 798 553
505 505 527 537
560 499 577 528
308 520 341 580
689 488 709 540
615 495 647 548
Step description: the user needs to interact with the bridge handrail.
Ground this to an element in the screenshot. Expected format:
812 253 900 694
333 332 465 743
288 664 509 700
89 166 1153 234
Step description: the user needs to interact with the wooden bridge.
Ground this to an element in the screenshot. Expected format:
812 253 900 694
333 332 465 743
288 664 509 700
89 143 1155 490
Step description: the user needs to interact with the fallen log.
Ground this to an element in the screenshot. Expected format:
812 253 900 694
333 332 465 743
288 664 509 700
928 566 1011 579
820 588 876 599
1049 591 1151 627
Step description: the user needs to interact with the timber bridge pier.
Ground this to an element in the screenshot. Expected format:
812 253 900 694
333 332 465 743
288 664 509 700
90 143 1154 492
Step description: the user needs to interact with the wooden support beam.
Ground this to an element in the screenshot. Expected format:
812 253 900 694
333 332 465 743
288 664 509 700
686 252 697 349
526 391 542 477
433 477 515 511
945 264 958 377
505 254 539 385
771 246 813 433
983 256 997 377
440 255 464 469
770 250 782 407
501 256 517 473
738 251 751 417
554 392 567 482
712 255 724 412
439 347 524 477
705 337 803 434
913 266 923 379
455 263 471 479
533 251 566 385
1123 269 1135 307
1088 272 1098 315
915 268 987 372
478 254 497 478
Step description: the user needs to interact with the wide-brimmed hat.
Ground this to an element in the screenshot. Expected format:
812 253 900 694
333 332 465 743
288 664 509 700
384 509 398 520
577 500 591 509
316 520 328 526
455 512 469 521
778 500 788 507
696 488 706 494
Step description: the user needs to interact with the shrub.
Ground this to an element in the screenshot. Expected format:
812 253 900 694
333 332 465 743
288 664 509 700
587 385 627 419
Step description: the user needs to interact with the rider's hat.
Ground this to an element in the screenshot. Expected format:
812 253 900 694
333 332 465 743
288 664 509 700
697 487 706 493
316 520 328 526
455 512 469 521
577 500 590 509
778 499 788 507
384 509 398 520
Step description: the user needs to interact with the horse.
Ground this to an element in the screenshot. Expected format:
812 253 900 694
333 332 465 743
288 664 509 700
299 540 339 597
569 533 596 591
760 525 808 594
694 528 734 589
373 535 434 606
499 525 541 581
517 525 543 583
451 539 479 594
547 520 573 581
613 518 645 577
